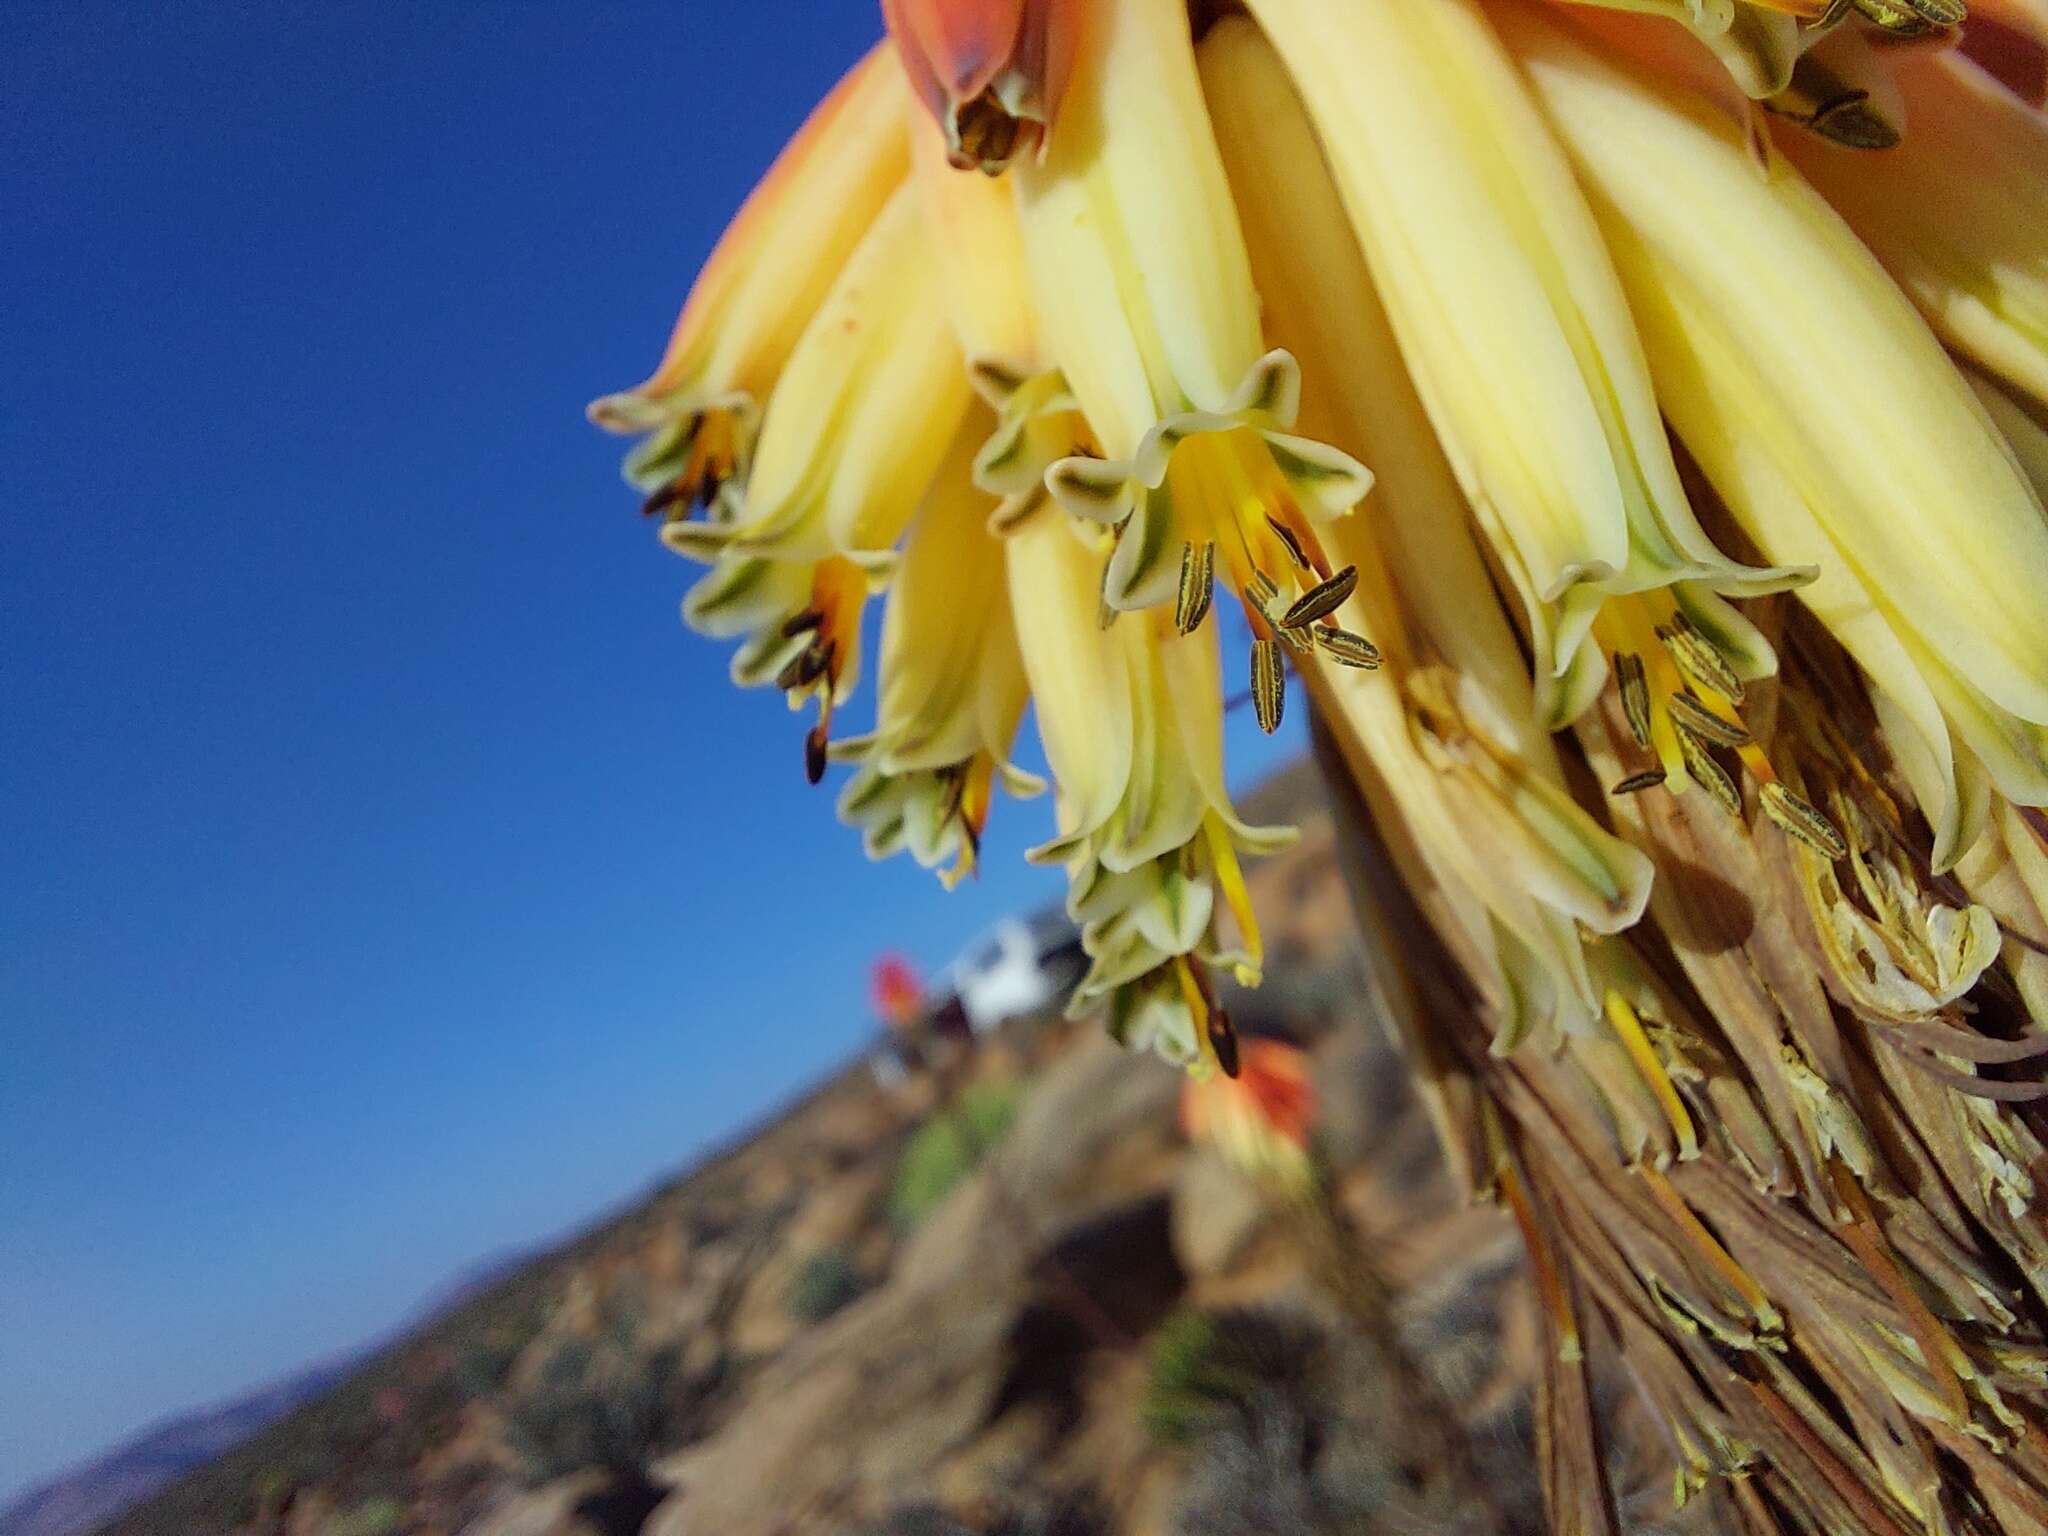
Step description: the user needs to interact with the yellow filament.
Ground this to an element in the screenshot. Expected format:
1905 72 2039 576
1637 1165 1780 1332
1205 812 1264 982
1603 991 1699 1161
1175 955 1220 1078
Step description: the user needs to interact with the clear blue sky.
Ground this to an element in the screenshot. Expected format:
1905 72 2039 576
0 2 1304 1503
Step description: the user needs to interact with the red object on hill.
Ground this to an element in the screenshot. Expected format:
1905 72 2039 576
870 954 926 1031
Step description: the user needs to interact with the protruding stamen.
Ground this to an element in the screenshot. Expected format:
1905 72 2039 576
1678 730 1743 817
779 606 825 640
1265 513 1313 573
1760 782 1850 862
1605 992 1700 1163
1246 567 1281 614
804 722 829 785
1668 692 1753 749
1176 541 1216 635
1310 627 1380 670
1205 812 1265 985
1611 770 1668 796
776 644 827 692
1251 639 1286 734
1279 565 1359 630
1617 652 1653 749
1658 618 1745 705
1208 1006 1241 1080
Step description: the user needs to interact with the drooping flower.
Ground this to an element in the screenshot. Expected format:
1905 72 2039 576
883 0 1082 172
1200 12 1652 1041
1506 3 2048 870
1004 494 1292 1066
588 45 909 516
833 417 1044 884
597 0 2048 1525
1244 0 1806 728
1011 0 1377 731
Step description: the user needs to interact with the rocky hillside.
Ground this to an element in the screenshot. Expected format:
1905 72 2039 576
92 762 1718 1536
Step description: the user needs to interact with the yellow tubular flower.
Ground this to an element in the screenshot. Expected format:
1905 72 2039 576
906 78 1097 531
1005 498 1292 1067
1009 0 1375 729
1244 0 1804 724
907 91 1037 382
833 418 1044 887
719 182 973 564
589 45 909 512
1505 5 2048 866
1779 50 2048 410
679 542 887 782
1199 13 1651 1043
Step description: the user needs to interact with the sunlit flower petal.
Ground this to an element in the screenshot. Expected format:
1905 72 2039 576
1005 495 1291 1061
1778 49 2048 409
1011 0 1373 719
722 183 974 563
588 45 909 512
833 417 1043 885
1245 0 1803 718
1507 6 2048 864
1201 13 1650 1042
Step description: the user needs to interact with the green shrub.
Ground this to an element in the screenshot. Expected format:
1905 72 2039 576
786 1247 865 1323
887 1077 1022 1230
1141 1306 1323 1445
498 1291 685 1483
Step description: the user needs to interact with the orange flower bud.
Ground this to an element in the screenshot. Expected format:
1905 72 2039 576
883 0 1082 172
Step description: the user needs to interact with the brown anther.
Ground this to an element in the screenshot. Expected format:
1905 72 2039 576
778 606 825 640
1251 639 1286 735
1265 514 1314 573
1678 731 1743 818
1280 566 1359 629
1175 541 1216 635
1611 770 1668 796
1208 1007 1241 1080
1616 652 1653 749
1659 617 1746 704
1246 568 1281 614
804 723 829 785
1668 692 1752 749
1311 627 1380 670
952 93 1026 175
775 645 826 693
1760 782 1850 861
640 482 689 520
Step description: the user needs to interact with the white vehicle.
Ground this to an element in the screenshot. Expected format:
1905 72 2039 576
945 911 1084 1034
